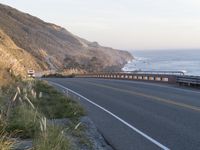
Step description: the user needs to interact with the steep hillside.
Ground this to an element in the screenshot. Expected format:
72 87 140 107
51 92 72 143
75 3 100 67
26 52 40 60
0 3 133 73
0 29 41 85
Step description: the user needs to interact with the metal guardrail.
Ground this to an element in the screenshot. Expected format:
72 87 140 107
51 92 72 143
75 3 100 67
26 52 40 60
127 71 185 76
76 72 178 83
76 71 200 87
177 76 200 86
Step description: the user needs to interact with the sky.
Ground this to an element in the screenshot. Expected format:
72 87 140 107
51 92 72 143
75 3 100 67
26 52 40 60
1 0 200 51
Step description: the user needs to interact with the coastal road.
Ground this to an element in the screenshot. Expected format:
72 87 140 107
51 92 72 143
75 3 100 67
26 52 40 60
46 78 200 150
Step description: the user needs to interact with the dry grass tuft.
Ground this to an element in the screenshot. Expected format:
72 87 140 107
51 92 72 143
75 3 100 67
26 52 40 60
34 125 71 150
0 131 14 150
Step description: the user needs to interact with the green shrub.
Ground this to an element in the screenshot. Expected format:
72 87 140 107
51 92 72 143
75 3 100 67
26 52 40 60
0 80 86 149
6 105 40 138
34 81 85 119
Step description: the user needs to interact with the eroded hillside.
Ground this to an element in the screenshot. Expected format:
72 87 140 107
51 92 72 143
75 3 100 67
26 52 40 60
0 3 133 73
0 29 41 85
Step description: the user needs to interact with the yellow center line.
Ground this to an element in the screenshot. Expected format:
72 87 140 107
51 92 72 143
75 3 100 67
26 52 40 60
82 81 200 112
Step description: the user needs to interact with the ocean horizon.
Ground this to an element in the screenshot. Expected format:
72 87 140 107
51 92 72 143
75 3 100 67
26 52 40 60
123 50 200 76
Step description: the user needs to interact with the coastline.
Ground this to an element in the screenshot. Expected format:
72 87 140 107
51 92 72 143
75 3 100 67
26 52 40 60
121 50 200 76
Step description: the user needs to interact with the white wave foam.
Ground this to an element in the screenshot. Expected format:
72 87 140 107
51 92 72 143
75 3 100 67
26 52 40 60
135 56 148 61
179 70 187 74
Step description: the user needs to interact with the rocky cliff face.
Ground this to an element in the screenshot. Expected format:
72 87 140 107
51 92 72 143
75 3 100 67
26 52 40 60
0 3 133 74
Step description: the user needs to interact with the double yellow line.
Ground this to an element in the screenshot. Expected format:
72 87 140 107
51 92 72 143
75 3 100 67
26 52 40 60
81 81 200 112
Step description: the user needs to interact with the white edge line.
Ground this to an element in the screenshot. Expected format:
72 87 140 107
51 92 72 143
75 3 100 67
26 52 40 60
49 81 170 150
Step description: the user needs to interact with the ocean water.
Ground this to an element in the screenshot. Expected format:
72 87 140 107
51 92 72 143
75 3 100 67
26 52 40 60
122 50 200 76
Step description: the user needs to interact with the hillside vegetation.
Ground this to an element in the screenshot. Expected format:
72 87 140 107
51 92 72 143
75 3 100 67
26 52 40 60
0 80 93 150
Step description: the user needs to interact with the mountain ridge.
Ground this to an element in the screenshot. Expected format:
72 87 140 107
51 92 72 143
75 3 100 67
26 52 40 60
0 3 133 76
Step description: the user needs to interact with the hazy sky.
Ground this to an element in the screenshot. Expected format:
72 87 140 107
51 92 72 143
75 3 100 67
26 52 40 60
1 0 200 50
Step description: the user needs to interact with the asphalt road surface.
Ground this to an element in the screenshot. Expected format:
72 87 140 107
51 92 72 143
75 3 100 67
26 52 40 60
46 78 200 150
